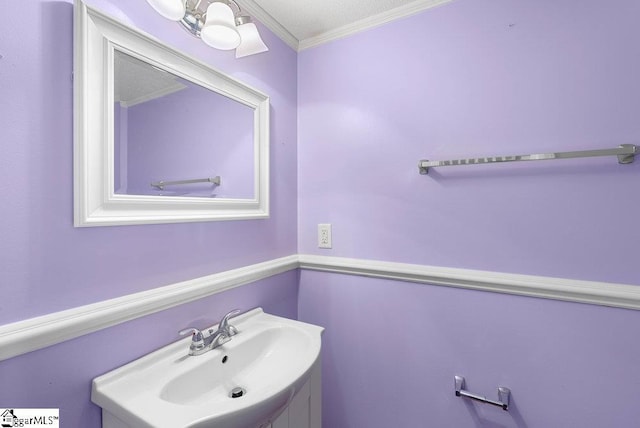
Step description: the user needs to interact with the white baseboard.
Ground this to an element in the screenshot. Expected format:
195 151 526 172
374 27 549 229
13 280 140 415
2 254 639 361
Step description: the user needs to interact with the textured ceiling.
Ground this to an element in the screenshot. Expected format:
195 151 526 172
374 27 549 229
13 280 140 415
114 51 186 107
237 0 455 50
254 0 415 40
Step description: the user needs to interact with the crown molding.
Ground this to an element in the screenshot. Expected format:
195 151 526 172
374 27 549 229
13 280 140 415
236 0 454 52
298 0 455 51
234 0 300 51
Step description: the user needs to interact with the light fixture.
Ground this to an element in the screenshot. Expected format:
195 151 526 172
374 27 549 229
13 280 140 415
235 16 269 58
145 0 269 58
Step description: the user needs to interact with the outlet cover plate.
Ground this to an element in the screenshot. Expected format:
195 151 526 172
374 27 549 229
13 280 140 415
318 224 332 249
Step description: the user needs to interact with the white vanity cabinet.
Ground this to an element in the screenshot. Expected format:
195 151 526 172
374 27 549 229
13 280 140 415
267 359 321 428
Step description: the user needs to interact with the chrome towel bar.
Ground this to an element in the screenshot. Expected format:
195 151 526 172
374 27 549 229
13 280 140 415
454 376 510 411
419 144 637 174
151 175 221 190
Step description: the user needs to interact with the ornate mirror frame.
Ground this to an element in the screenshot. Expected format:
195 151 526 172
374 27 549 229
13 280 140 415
73 1 269 227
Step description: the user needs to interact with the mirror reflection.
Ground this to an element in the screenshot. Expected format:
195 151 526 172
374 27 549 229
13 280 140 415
113 50 254 199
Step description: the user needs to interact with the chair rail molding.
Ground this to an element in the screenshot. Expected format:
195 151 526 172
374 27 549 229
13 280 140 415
0 256 299 361
298 255 640 311
2 254 640 361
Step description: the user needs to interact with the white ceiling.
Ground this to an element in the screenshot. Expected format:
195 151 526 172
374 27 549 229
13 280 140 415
236 0 455 51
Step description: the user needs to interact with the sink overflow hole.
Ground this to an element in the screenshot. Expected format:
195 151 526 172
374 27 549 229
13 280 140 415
222 355 228 363
230 387 246 398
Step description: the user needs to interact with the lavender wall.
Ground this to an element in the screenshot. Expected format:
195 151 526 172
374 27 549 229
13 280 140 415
3 0 640 427
0 0 298 426
0 273 298 427
298 0 640 285
297 0 640 426
0 0 298 325
299 271 640 427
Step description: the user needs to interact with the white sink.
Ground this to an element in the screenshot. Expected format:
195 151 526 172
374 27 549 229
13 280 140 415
92 308 324 428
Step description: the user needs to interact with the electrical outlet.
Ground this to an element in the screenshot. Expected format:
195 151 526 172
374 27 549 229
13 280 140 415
318 224 332 249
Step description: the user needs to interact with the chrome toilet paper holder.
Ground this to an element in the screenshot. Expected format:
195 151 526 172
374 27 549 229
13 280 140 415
454 376 510 411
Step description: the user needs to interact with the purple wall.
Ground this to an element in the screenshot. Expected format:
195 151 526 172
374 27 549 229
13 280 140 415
0 272 298 427
3 0 640 427
297 0 640 426
122 81 254 198
0 0 298 426
0 0 298 325
298 0 640 285
299 271 640 427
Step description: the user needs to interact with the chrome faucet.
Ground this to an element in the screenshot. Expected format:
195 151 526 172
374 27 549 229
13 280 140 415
179 309 241 356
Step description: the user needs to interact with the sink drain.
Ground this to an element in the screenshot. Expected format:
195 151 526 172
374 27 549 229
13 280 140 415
230 387 246 398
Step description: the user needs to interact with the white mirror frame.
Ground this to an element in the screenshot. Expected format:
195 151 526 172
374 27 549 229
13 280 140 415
73 0 269 227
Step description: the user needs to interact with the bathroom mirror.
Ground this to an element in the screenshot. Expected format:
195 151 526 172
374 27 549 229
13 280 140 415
113 51 256 200
74 1 269 226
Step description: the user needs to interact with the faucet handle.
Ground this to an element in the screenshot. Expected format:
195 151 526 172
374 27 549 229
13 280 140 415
179 327 205 344
179 328 207 355
218 309 241 336
179 327 203 338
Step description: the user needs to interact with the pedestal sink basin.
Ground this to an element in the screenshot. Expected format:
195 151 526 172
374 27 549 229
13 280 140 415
92 308 324 428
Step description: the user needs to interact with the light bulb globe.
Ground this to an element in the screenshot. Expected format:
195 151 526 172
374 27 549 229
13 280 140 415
201 2 241 50
236 22 269 58
146 0 185 21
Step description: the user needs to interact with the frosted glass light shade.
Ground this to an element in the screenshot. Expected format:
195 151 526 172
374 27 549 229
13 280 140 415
146 0 185 21
236 22 269 58
201 3 241 50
